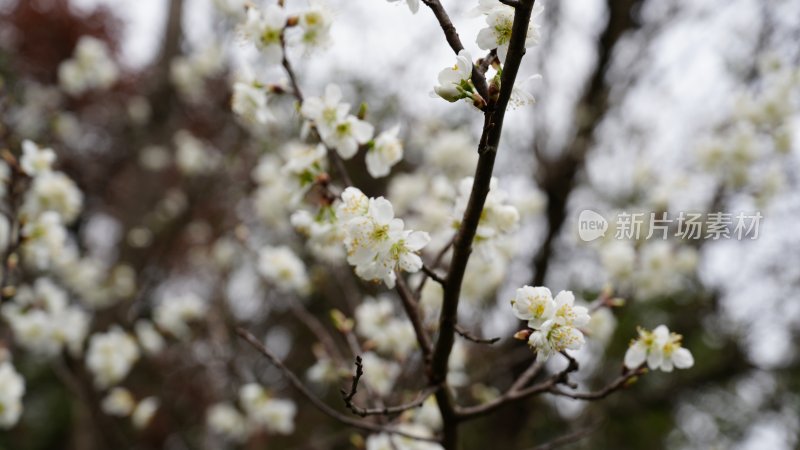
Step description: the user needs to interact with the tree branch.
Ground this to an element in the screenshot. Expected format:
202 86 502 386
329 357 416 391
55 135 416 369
235 327 439 442
454 324 500 345
341 357 436 418
421 264 446 286
395 275 434 363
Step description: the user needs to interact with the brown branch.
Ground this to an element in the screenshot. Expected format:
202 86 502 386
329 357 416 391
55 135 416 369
421 264 445 285
421 0 489 103
235 327 439 442
289 301 346 364
547 367 644 401
454 324 500 345
342 357 436 419
456 351 577 419
414 235 454 297
428 2 539 447
395 275 433 363
341 355 364 406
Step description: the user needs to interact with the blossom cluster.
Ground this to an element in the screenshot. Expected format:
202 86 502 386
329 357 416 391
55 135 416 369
624 325 694 372
58 36 118 96
206 383 297 442
337 187 430 288
511 286 591 358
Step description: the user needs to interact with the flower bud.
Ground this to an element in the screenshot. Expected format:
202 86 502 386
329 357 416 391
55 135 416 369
513 329 532 341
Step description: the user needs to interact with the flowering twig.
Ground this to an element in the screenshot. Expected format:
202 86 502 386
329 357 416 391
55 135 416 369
235 327 440 442
421 0 489 103
278 33 354 187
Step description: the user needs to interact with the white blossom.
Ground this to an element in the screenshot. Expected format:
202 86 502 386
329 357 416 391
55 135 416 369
511 286 591 359
624 325 694 372
101 387 136 417
474 3 543 63
365 423 443 450
132 396 159 429
0 362 25 429
58 36 118 95
240 5 287 64
342 194 430 288
300 84 350 138
207 402 250 442
86 326 140 389
21 211 67 270
366 125 404 178
239 383 296 435
295 2 333 49
154 293 208 340
257 246 310 295
20 140 56 176
134 320 166 356
23 171 83 224
321 114 374 159
433 50 475 103
232 81 272 124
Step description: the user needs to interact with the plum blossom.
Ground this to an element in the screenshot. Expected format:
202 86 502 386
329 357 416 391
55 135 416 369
86 326 140 388
453 177 519 258
624 325 694 372
239 383 297 435
366 125 404 178
257 246 310 295
232 81 272 124
0 362 25 429
207 402 250 442
511 286 591 359
58 36 118 96
295 2 333 49
20 140 56 176
433 50 477 104
101 387 136 417
300 84 350 137
322 114 374 159
474 2 543 63
154 293 208 340
339 191 430 288
132 397 159 429
240 5 287 64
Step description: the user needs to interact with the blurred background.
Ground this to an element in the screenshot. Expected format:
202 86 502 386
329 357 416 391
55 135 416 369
0 0 799 449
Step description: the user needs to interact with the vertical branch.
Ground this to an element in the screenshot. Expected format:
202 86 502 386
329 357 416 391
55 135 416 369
429 2 538 448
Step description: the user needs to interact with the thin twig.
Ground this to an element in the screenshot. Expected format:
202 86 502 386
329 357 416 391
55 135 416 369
414 236 454 297
235 327 439 442
454 325 500 345
421 265 446 285
342 357 436 419
529 424 599 450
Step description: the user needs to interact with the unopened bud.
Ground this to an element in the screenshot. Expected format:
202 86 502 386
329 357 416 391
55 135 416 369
286 16 299 27
513 329 532 341
330 309 354 333
610 297 626 307
357 102 368 120
472 93 487 109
